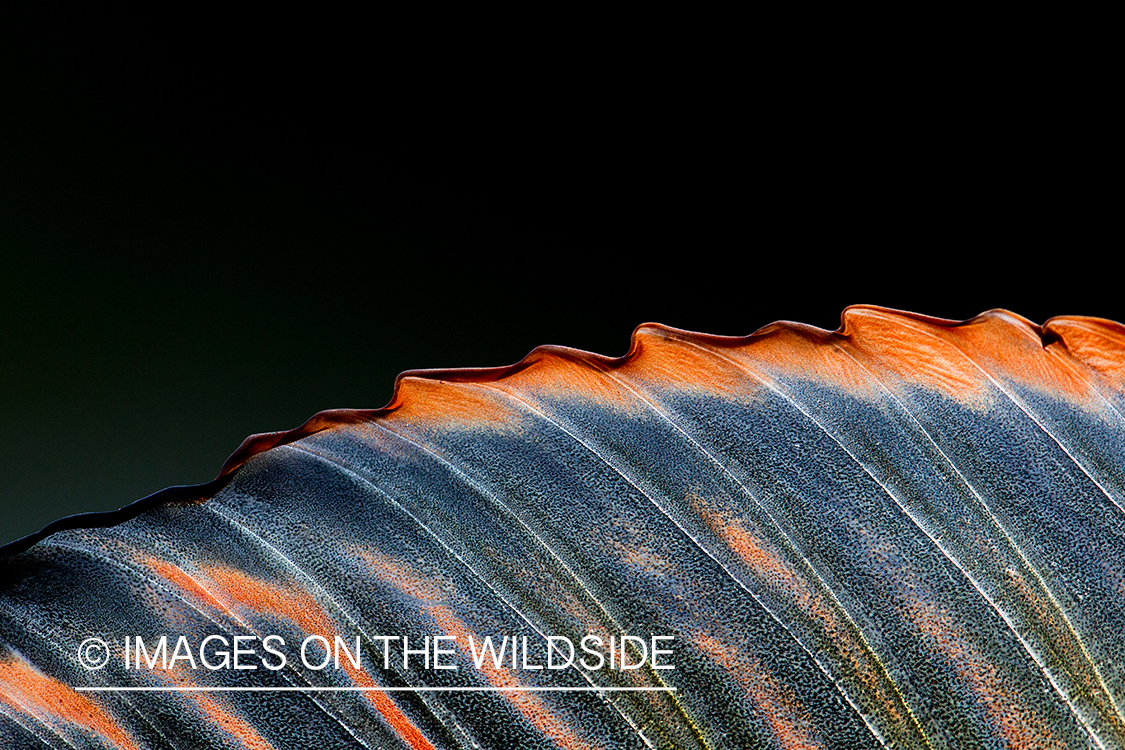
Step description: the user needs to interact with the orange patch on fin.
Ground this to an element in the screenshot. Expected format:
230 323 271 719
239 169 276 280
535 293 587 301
143 556 232 615
733 323 886 399
385 377 520 431
902 592 1054 750
432 605 599 750
355 549 600 750
1045 316 1125 396
490 350 640 410
845 307 1111 407
198 565 435 750
203 566 338 640
165 667 275 750
629 326 795 399
193 692 275 749
355 549 452 603
837 308 990 402
0 653 142 750
694 497 911 733
934 310 1094 401
694 632 825 750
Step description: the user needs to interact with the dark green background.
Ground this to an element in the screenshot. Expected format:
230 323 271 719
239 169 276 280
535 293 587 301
1 47 1116 549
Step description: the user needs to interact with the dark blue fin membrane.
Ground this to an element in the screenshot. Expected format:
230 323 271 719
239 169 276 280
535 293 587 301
0 307 1122 749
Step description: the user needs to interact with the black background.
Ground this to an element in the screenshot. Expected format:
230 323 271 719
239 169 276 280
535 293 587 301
1 40 1116 549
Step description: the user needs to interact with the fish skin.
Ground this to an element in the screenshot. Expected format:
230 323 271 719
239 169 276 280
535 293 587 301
0 307 1122 749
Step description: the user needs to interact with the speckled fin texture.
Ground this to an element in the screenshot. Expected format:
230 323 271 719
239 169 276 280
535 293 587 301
1 306 1124 749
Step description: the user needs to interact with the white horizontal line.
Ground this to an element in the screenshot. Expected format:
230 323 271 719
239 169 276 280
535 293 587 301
74 686 677 693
